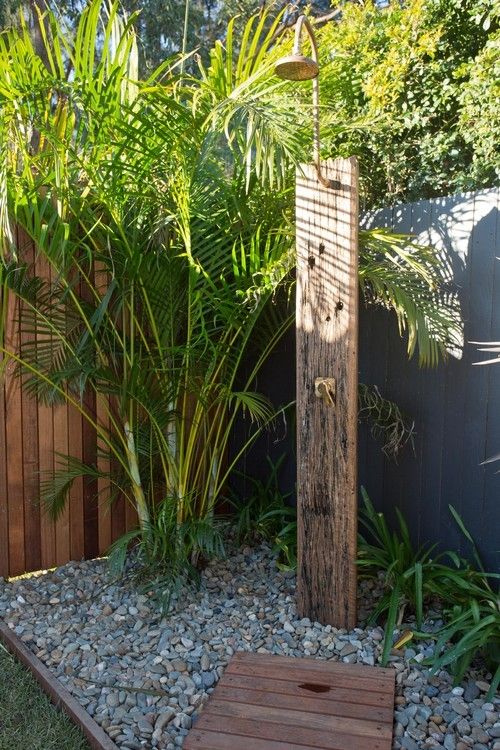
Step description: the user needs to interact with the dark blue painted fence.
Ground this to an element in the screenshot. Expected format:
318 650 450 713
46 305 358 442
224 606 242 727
238 188 500 572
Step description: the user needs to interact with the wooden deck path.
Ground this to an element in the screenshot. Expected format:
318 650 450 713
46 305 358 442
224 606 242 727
184 651 395 750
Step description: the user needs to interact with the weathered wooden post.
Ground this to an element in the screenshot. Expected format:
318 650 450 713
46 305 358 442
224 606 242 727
295 157 359 628
273 16 359 627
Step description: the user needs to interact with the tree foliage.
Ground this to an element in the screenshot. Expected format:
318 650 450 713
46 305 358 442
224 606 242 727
314 0 499 207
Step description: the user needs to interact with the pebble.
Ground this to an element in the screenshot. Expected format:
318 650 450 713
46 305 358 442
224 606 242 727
451 698 470 717
465 682 481 702
0 543 498 750
106 693 120 708
477 681 492 693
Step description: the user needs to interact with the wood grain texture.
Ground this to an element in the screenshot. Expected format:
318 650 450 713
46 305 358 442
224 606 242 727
0 349 9 575
18 230 41 572
225 659 393 694
191 714 386 750
82 388 99 560
295 157 359 627
96 395 112 556
186 729 317 750
79 266 100 562
94 262 112 556
35 252 57 570
184 652 394 750
0 232 141 577
53 399 70 566
213 685 392 722
218 673 390 709
229 651 389 681
125 496 138 533
203 700 390 738
5 285 25 575
111 490 126 545
68 403 85 561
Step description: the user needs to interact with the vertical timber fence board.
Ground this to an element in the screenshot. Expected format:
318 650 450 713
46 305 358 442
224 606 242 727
53 396 70 566
5 285 25 576
96 394 112 556
295 157 359 628
111 491 126 546
80 264 100 561
125 493 138 534
35 251 57 570
18 228 42 573
0 349 8 576
68 404 85 562
95 262 112 556
82 369 99 560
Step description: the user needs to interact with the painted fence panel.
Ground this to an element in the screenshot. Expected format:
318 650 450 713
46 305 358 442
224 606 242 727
359 188 500 571
238 187 500 572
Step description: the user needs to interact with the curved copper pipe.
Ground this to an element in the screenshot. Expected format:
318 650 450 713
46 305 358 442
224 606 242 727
291 15 330 188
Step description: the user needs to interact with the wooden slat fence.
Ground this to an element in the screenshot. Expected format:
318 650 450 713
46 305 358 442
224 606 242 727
0 228 135 578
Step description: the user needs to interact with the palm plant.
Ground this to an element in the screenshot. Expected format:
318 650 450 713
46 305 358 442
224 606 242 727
0 2 460 586
230 454 294 544
0 3 296 570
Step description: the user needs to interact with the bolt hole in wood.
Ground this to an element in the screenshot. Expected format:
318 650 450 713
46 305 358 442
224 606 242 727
298 682 331 693
308 255 315 268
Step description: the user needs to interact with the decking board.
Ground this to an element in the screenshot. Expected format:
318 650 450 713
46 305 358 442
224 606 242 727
184 652 395 750
219 672 390 709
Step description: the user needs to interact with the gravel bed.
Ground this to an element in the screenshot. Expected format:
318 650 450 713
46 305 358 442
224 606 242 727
0 543 498 750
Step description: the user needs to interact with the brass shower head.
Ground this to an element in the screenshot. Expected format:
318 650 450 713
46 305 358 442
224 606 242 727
274 53 319 81
272 15 331 188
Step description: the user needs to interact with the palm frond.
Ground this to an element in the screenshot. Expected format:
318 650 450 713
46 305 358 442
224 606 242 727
40 454 102 521
359 229 461 366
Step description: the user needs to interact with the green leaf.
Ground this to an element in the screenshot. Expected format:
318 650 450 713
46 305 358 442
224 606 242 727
381 584 400 667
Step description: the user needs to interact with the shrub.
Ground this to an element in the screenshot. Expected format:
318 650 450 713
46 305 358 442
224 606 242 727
359 490 500 686
315 0 499 207
230 455 297 569
422 507 500 698
358 488 475 665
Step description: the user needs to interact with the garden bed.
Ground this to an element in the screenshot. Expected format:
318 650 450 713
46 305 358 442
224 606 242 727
0 544 498 750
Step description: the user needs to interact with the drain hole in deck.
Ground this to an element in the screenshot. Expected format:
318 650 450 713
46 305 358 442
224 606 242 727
298 682 331 693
